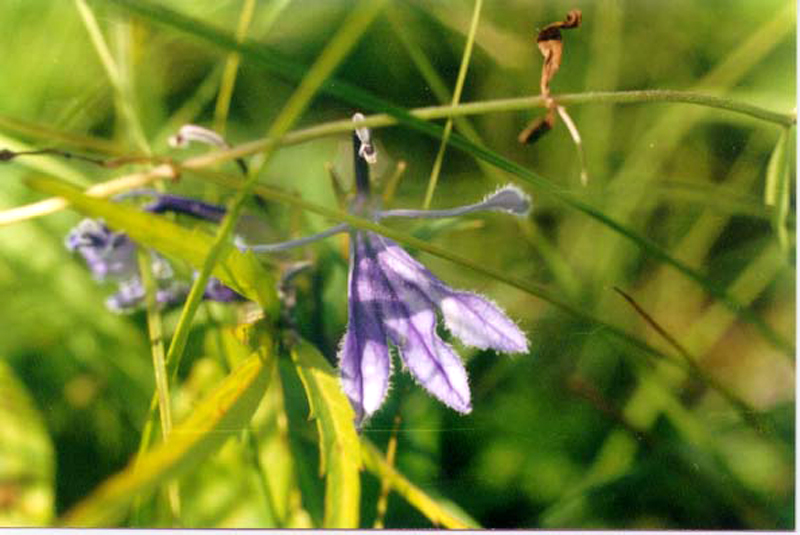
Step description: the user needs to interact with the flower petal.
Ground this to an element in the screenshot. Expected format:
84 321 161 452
337 233 392 424
367 234 471 414
373 234 528 354
438 291 529 353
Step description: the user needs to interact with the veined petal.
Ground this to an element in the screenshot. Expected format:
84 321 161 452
338 233 392 424
373 233 528 354
367 234 471 414
439 291 528 353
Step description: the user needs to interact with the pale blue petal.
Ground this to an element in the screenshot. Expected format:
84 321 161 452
368 234 471 413
338 232 392 423
373 233 528 354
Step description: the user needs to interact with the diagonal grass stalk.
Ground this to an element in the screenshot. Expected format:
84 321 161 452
421 0 482 209
136 250 181 522
74 0 150 153
213 0 257 135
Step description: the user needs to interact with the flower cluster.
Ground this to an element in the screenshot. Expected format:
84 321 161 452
66 193 244 313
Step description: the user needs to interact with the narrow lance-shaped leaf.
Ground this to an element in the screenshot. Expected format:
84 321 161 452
291 339 361 529
26 175 278 315
60 332 275 527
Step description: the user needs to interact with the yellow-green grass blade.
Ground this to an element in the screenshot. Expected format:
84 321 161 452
0 360 55 526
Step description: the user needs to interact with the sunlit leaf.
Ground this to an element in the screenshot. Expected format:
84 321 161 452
290 339 360 528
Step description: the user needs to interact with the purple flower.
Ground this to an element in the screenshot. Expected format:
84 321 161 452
340 230 528 422
238 114 530 425
66 219 138 281
66 192 245 313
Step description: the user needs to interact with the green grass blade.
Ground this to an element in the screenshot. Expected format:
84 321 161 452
360 439 480 529
59 340 275 527
75 0 150 153
290 339 361 529
422 0 483 209
25 175 278 312
764 127 792 252
100 0 793 356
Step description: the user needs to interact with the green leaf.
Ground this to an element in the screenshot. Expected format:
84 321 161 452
290 339 360 529
59 336 275 527
0 360 55 526
360 438 480 529
764 127 792 251
26 175 278 316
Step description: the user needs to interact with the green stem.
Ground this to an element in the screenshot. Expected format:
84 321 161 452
136 250 181 522
213 0 257 135
178 89 794 171
422 0 483 209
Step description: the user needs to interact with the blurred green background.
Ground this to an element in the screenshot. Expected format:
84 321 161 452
0 0 794 529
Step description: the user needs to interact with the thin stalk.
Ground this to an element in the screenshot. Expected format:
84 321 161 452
213 0 257 135
1 88 793 224
136 250 181 522
74 0 150 153
613 287 773 439
373 415 401 529
421 0 483 209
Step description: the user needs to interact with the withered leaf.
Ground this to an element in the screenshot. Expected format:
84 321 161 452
538 9 581 99
519 9 582 145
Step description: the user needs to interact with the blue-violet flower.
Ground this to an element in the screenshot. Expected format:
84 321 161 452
66 193 245 313
238 114 530 424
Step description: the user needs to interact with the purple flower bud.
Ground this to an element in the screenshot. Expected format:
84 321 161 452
202 277 246 302
143 193 226 223
65 219 138 281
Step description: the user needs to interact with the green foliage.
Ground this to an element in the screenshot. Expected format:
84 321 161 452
290 339 361 528
0 0 794 529
61 329 275 526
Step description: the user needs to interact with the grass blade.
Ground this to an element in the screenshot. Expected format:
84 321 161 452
422 0 483 209
764 127 792 252
0 360 55 526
